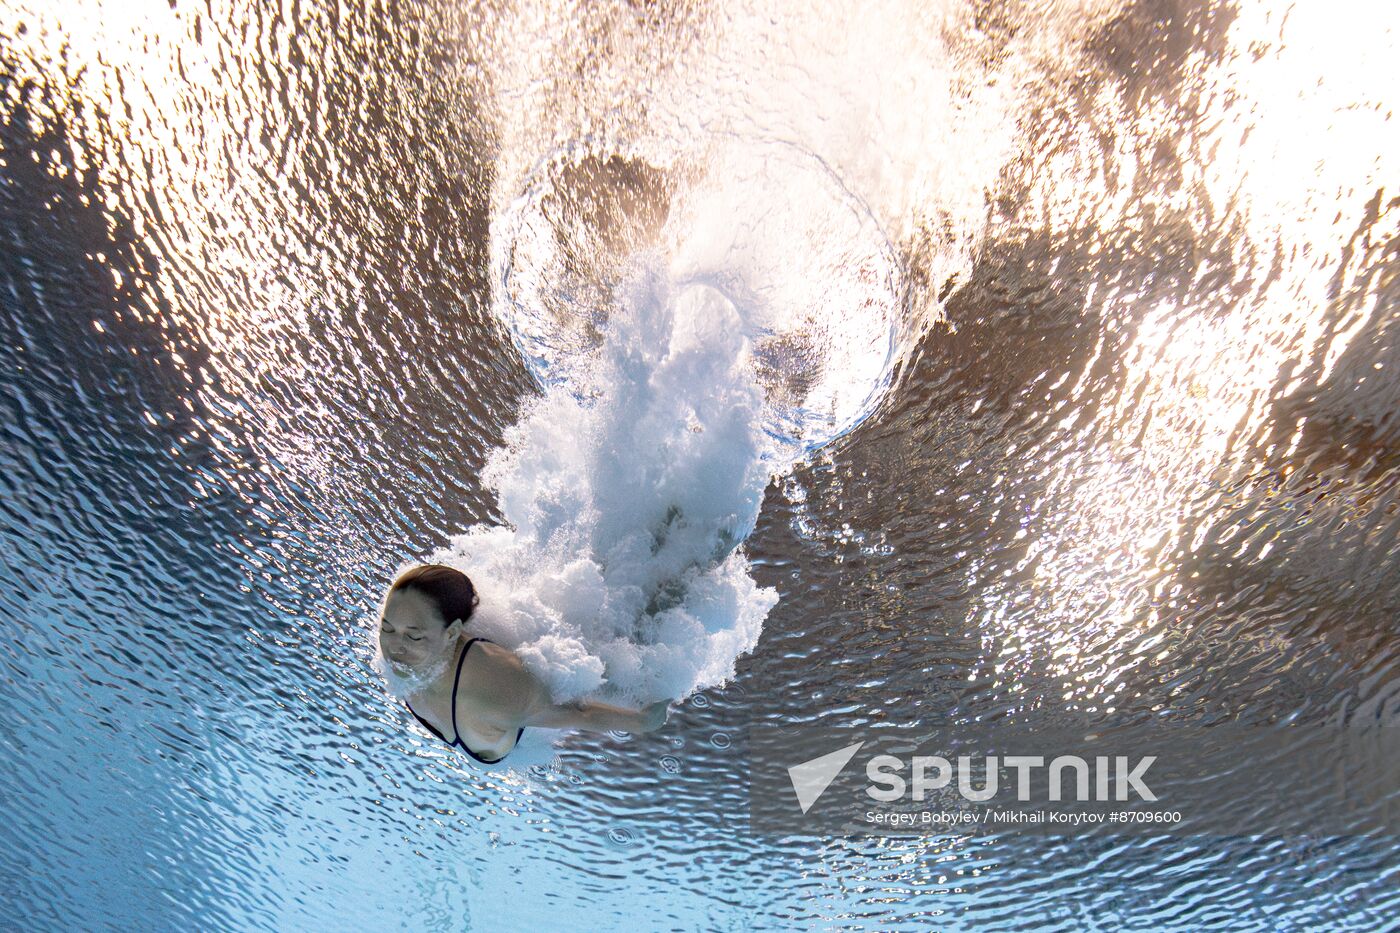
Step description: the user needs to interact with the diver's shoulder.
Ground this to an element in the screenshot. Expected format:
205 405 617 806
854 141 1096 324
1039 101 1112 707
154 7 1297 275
470 637 525 669
459 637 543 723
465 638 536 688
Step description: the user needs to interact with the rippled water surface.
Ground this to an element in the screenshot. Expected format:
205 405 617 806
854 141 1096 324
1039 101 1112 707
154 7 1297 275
2 0 1397 929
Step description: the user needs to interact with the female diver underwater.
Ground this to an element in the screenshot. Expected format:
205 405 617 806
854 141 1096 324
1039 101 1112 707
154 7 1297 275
375 564 672 763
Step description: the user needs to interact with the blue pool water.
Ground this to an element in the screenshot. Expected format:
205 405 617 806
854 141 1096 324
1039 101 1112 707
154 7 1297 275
2 0 1397 929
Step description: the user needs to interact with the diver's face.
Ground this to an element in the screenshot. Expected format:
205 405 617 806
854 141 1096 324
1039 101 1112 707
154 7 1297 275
379 589 458 671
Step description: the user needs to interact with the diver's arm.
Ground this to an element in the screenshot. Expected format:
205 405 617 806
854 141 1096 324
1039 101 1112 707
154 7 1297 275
464 639 671 733
522 696 670 733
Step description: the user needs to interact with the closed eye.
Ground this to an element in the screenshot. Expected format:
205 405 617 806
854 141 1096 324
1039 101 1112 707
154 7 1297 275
408 635 423 641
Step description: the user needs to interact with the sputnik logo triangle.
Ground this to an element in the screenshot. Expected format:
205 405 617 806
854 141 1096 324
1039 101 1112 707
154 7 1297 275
788 741 865 814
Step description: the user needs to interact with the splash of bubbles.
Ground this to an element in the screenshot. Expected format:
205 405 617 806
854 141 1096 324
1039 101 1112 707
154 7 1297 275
370 639 451 701
432 256 781 705
494 136 904 453
451 135 910 708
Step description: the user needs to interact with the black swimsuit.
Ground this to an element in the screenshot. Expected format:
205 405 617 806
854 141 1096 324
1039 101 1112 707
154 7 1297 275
405 637 525 764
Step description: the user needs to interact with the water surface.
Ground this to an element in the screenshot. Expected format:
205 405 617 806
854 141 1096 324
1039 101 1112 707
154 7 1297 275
1 0 1397 929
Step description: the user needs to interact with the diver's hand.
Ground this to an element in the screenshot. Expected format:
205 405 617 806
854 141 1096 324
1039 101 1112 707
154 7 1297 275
640 700 672 733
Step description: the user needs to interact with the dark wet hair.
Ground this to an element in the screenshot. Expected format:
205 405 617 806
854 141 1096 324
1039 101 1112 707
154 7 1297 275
386 564 480 627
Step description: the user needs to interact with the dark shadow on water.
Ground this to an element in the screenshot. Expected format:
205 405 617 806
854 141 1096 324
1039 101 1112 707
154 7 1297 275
1162 190 1400 722
740 0 1391 736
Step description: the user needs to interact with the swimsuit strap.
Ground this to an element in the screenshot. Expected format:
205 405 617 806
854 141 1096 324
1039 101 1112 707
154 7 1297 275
403 637 481 745
462 727 525 765
453 637 525 764
406 706 448 743
448 637 481 747
405 636 523 764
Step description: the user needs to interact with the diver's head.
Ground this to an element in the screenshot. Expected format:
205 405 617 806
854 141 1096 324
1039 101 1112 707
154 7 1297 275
376 564 479 681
